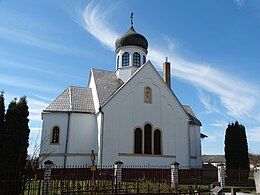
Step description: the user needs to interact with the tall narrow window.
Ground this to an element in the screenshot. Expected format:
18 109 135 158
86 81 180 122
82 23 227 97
143 55 146 64
133 52 141 66
144 124 152 154
134 128 142 154
144 87 152 103
154 129 161 154
117 56 120 69
122 52 129 66
51 126 60 144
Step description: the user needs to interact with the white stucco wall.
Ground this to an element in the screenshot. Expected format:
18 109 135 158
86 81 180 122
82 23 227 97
100 62 193 166
39 112 98 167
88 70 100 112
189 125 202 168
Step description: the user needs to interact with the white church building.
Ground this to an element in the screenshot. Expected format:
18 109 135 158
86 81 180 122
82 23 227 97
39 22 203 168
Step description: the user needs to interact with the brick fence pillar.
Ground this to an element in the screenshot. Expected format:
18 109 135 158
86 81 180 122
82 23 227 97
43 160 54 195
114 161 123 192
218 163 225 187
171 161 180 189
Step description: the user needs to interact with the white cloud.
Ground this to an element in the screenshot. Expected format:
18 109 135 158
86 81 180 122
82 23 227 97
4 93 48 122
235 0 245 6
75 1 119 51
198 90 220 114
74 2 260 122
210 120 228 128
0 27 89 57
0 73 57 92
247 127 260 142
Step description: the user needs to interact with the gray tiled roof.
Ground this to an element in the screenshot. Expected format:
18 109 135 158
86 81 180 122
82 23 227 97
44 86 95 113
203 155 226 163
92 68 124 106
182 105 202 126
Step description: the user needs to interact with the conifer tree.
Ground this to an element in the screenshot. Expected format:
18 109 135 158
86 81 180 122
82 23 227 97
224 121 249 181
16 96 30 175
0 91 5 158
0 92 6 192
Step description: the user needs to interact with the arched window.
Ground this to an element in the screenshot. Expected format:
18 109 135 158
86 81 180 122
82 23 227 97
143 55 146 64
51 126 60 144
122 52 129 66
154 129 161 155
117 56 120 69
144 86 152 103
134 128 142 154
133 52 141 66
144 124 152 154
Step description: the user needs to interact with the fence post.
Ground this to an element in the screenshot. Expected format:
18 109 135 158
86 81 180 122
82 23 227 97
217 163 225 187
171 161 179 190
114 161 123 192
43 160 54 195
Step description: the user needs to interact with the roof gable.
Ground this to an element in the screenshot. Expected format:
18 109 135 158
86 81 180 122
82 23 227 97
44 86 95 113
102 61 191 121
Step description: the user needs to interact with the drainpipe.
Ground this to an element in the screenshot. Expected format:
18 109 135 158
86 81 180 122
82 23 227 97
99 106 104 167
64 112 71 168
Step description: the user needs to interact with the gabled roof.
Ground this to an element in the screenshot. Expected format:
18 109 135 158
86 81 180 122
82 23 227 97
182 105 202 126
97 62 201 126
44 86 95 113
91 68 124 106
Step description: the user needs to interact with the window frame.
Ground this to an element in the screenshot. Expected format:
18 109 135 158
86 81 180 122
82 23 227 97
144 123 152 154
134 128 143 154
153 129 162 155
50 125 60 144
133 52 141 66
122 52 130 67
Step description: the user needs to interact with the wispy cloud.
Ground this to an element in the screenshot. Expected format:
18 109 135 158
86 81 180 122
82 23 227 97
247 127 260 142
235 0 245 6
0 27 89 57
75 1 119 51
4 93 49 122
0 8 91 57
0 73 57 92
198 90 220 114
74 2 260 122
0 58 83 81
210 120 229 128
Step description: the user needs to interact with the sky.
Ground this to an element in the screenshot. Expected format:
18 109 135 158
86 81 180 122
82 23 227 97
0 0 259 156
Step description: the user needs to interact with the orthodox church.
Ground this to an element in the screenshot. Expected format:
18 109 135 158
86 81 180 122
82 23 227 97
39 20 203 168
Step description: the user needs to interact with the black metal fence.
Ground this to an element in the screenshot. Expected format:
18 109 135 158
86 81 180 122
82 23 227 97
0 164 255 194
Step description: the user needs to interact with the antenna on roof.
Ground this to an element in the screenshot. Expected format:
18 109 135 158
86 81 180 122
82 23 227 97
130 12 134 27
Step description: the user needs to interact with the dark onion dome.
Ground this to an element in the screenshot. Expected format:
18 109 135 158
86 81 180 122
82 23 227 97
115 26 148 51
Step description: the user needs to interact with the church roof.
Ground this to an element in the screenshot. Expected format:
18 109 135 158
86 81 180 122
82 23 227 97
44 86 95 113
92 68 124 106
182 105 202 126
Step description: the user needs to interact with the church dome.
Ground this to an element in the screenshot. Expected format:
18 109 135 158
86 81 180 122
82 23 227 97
115 26 148 51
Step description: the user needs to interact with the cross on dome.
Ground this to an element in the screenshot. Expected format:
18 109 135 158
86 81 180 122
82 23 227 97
130 12 134 27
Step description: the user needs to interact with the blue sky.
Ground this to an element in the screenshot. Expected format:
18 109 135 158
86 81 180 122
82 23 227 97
0 0 259 156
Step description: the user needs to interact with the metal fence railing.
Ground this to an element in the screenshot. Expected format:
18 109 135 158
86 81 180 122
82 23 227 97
0 164 256 194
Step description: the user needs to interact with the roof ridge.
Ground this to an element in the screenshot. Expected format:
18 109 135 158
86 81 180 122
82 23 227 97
91 68 115 73
69 86 72 110
45 87 69 110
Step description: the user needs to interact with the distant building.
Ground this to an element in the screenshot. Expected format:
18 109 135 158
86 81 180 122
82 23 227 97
39 20 204 168
203 155 226 167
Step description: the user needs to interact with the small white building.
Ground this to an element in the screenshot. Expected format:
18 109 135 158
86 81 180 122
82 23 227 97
39 23 203 168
